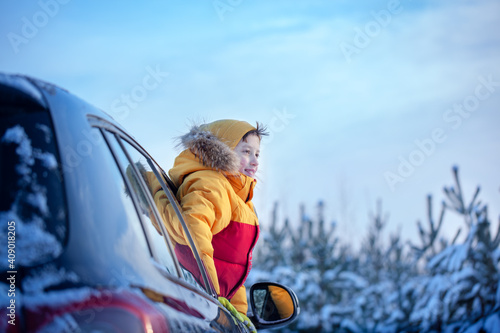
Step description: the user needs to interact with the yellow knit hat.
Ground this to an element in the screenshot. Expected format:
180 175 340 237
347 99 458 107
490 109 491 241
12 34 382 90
201 119 256 149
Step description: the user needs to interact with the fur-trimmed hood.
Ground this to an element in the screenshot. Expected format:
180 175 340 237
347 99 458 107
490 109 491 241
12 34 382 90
176 124 241 173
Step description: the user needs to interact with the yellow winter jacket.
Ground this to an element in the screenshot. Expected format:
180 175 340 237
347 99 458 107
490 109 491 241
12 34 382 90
149 127 259 314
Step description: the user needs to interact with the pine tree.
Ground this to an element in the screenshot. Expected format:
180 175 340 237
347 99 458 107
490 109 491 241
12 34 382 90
408 167 500 331
254 201 291 271
249 166 500 332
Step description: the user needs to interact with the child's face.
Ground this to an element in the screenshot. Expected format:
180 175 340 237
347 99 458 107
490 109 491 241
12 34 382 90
234 134 261 178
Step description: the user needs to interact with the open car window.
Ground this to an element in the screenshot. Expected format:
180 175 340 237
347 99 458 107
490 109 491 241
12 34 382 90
101 129 179 277
143 153 216 296
99 126 214 295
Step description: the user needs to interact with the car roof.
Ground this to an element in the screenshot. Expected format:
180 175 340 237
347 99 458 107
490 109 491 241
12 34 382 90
0 72 128 131
0 73 47 110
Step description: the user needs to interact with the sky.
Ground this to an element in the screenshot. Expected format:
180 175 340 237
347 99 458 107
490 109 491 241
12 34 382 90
1 0 499 247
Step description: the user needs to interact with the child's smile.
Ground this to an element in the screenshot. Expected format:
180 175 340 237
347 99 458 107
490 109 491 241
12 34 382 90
234 134 260 178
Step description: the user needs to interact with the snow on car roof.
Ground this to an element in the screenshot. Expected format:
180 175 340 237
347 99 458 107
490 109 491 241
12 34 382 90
0 73 45 108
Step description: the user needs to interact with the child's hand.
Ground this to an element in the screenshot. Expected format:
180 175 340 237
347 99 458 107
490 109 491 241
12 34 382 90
218 297 257 332
240 313 257 333
218 296 243 323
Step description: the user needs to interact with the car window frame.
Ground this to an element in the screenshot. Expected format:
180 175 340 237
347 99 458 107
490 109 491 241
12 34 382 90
88 115 217 298
100 128 181 275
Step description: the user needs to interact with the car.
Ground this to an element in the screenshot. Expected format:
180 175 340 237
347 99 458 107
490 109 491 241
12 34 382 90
0 73 299 333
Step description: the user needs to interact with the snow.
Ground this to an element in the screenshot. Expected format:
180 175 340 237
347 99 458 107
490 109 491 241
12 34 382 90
337 271 368 289
26 191 49 216
0 210 62 269
1 125 58 177
428 240 471 272
0 73 44 106
2 125 35 180
35 150 58 170
23 265 80 294
21 267 100 314
248 169 500 332
36 123 53 144
461 313 500 333
339 319 360 333
24 288 97 310
0 125 62 270
484 313 500 333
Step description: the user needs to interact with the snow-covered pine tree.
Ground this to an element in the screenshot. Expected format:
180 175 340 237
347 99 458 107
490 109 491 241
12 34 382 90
288 202 353 332
253 201 291 271
250 201 355 332
330 200 415 332
248 167 500 333
408 167 500 332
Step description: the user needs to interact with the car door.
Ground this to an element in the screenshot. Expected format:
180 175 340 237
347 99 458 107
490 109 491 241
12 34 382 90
93 117 245 332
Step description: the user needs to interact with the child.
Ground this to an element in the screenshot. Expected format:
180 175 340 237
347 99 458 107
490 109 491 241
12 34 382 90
152 119 267 330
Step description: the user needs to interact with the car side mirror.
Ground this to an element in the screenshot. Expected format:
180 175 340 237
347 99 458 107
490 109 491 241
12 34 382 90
248 282 299 329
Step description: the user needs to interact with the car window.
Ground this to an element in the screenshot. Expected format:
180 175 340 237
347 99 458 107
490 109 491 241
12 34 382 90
85 127 151 260
1 106 66 268
102 130 178 276
103 131 212 294
115 136 212 293
143 153 212 294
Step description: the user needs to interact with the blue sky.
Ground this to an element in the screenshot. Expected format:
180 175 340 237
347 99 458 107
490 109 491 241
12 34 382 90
1 0 499 246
